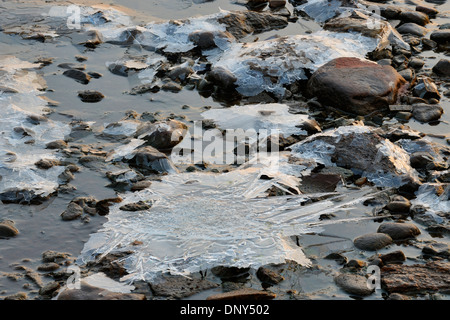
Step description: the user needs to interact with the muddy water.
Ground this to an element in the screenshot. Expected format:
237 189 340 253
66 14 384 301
0 0 449 300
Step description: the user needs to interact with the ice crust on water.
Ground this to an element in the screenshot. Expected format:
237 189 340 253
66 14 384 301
78 150 391 282
0 56 70 200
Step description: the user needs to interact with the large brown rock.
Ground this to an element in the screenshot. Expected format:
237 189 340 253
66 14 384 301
381 261 450 294
307 57 407 115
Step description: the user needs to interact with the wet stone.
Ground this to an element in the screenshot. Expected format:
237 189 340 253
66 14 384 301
0 220 19 238
410 151 434 169
60 202 83 221
256 267 284 285
412 77 440 100
409 58 424 69
307 57 407 116
62 69 91 85
188 30 234 50
325 252 348 265
161 81 182 93
385 195 411 213
396 23 428 37
37 262 60 272
354 233 393 251
130 180 152 192
57 63 86 70
398 68 413 82
388 293 411 300
430 30 450 45
422 243 449 259
412 103 443 123
377 222 421 240
345 259 366 269
128 146 177 174
35 159 60 170
39 281 60 297
380 250 407 265
3 292 28 300
205 67 237 89
119 201 152 212
135 119 187 150
334 273 374 297
415 5 439 17
78 90 105 103
399 11 430 26
432 59 450 77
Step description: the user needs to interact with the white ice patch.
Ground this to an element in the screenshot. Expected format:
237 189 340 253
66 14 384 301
102 120 141 138
0 56 70 201
135 12 230 53
78 151 388 283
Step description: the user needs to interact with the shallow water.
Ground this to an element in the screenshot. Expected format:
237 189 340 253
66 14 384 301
0 0 449 300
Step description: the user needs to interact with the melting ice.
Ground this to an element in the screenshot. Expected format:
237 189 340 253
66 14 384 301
0 56 70 203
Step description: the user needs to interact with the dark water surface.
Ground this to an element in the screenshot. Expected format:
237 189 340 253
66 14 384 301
0 0 449 300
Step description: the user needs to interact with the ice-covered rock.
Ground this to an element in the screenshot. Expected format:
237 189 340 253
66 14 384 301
289 125 420 188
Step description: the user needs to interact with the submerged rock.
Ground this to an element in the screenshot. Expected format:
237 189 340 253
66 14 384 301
307 57 407 116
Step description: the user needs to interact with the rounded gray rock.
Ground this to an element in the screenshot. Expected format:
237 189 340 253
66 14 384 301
354 233 393 251
334 273 375 296
377 222 421 240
